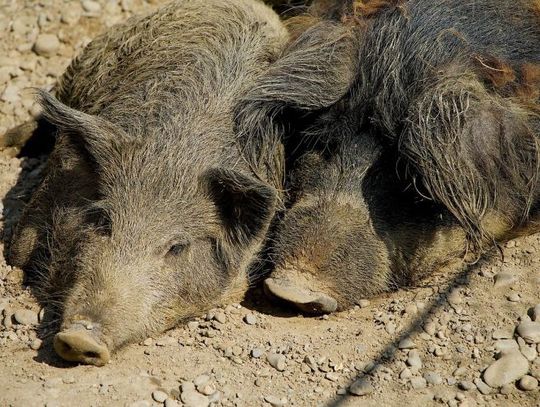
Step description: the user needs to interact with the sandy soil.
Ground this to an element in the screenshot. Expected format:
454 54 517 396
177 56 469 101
1 1 539 406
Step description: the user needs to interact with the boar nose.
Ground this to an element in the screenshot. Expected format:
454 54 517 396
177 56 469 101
264 277 338 314
54 324 110 366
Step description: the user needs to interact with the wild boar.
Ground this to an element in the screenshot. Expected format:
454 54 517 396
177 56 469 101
8 0 288 365
235 0 540 312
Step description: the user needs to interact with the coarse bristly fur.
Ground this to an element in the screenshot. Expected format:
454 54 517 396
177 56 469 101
8 0 289 364
236 0 540 311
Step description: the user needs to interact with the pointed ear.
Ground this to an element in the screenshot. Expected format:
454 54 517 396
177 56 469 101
203 168 278 246
37 90 131 164
241 21 357 112
234 22 357 178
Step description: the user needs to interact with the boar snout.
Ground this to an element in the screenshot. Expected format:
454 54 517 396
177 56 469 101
264 274 338 315
54 323 110 366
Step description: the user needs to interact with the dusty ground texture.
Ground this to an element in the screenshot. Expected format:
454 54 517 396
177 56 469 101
1 1 540 406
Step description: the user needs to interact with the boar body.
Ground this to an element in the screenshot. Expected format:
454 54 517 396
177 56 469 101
237 0 540 312
9 0 288 365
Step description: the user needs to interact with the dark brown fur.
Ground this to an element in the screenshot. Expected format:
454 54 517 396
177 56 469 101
8 0 288 365
237 0 540 311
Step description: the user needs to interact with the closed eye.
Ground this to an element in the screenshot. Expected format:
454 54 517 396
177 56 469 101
167 242 188 256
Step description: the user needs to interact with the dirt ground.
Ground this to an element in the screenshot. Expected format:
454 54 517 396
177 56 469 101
1 1 539 407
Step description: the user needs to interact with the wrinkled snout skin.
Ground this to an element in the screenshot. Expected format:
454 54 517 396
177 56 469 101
9 0 288 365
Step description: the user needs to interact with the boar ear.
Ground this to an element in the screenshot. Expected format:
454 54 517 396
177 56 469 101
37 90 131 163
234 22 357 174
203 168 277 246
238 21 356 114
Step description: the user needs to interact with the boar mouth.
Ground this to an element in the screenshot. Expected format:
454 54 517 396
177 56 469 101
53 322 110 366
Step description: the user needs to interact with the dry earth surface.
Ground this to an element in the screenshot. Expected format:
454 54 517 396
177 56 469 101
1 1 540 406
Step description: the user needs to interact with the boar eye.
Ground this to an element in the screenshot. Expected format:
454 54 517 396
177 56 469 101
87 208 111 237
167 242 188 256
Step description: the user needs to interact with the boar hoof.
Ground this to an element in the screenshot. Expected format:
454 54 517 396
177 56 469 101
264 277 338 314
54 326 110 366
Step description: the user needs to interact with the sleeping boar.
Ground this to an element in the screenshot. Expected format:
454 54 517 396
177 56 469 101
235 0 540 312
7 0 288 365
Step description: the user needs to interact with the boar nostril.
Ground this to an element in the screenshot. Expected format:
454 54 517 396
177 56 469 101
54 327 110 367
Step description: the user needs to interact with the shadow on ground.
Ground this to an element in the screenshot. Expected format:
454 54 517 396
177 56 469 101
322 258 488 407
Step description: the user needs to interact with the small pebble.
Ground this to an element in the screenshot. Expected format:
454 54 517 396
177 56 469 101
82 0 102 14
424 322 436 336
424 371 442 385
193 374 210 388
447 289 462 305
517 321 540 344
267 353 286 372
244 313 257 325
152 390 168 403
492 328 513 340
518 375 538 391
493 272 517 288
181 390 209 407
507 292 520 302
325 372 339 382
264 395 287 406
33 34 60 57
494 339 519 354
458 381 475 391
532 304 540 322
61 8 81 25
358 299 370 308
30 338 42 350
410 377 427 390
251 348 264 358
213 312 227 324
520 343 537 361
164 400 180 407
398 338 416 350
500 383 514 395
13 309 38 326
473 378 492 395
349 378 374 396
407 350 422 369
400 368 412 380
